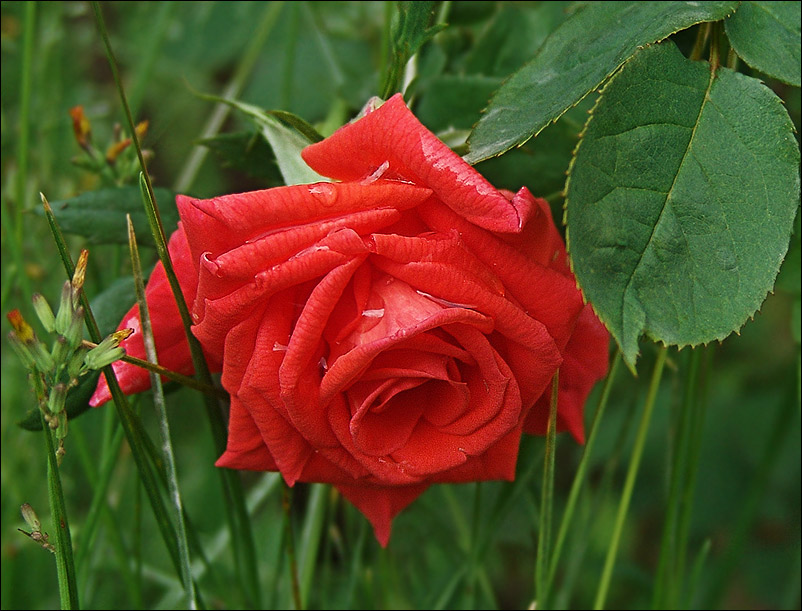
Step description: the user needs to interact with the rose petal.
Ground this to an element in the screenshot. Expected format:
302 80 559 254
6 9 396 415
336 482 429 547
177 179 431 265
215 397 278 471
302 94 532 234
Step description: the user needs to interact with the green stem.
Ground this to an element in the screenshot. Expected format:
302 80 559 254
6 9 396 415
282 483 303 610
536 371 560 608
652 349 702 609
42 195 188 589
298 484 329 609
594 347 668 610
40 411 80 610
15 0 35 243
92 4 261 602
689 22 711 62
129 216 198 609
549 351 621 585
676 347 713 591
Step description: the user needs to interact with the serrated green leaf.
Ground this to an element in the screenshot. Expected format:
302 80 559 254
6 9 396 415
40 187 179 246
565 41 801 370
725 1 801 87
466 0 739 164
200 131 283 184
17 277 137 431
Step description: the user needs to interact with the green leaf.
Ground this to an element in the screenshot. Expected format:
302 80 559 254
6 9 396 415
41 187 179 246
565 41 801 370
466 1 739 164
17 277 137 431
200 131 283 184
201 94 328 186
725 1 801 87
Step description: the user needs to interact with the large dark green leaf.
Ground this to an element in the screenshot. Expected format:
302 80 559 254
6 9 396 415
466 1 738 164
566 42 801 369
42 187 179 246
725 1 801 87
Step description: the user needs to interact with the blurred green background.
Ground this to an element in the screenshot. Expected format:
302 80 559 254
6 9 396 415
1 2 799 609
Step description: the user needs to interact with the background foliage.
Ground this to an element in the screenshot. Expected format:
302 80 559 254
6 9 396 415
1 2 799 609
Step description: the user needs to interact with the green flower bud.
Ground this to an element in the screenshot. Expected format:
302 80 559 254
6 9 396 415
67 346 88 379
31 294 56 333
64 306 85 350
7 331 36 369
48 383 68 416
54 281 74 336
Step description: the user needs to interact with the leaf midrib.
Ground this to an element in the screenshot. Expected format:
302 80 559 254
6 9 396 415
620 64 717 330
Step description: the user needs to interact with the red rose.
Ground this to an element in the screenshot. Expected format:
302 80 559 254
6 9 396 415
92 94 609 545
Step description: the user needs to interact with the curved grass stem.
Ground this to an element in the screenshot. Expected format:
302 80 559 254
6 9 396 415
594 347 668 610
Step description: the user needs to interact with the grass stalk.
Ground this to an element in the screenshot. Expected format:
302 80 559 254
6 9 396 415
282 483 303 610
549 350 621 587
41 194 187 587
128 215 198 608
15 1 35 243
91 4 262 602
594 347 668 610
40 411 80 610
652 348 702 608
535 371 560 608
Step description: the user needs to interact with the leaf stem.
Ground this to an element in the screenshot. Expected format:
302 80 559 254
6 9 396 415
652 348 702 609
128 215 198 609
548 350 621 585
173 1 284 193
80 340 226 398
536 370 560 607
594 347 668 610
282 483 303 610
41 411 80 610
91 4 262 602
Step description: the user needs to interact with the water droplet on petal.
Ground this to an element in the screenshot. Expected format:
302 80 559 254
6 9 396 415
361 308 385 318
273 341 288 352
308 183 337 206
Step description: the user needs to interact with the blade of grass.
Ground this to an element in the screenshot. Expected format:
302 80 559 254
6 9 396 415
128 214 197 609
536 371 560 608
41 194 186 587
91 4 262 602
683 538 711 609
675 346 713 596
40 410 80 610
15 1 35 243
298 484 328 609
594 347 668 610
549 350 621 586
282 483 303 610
652 348 702 609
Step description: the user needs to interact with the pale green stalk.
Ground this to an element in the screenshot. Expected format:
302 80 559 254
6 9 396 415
549 351 621 587
128 215 197 609
91 4 262 602
536 371 560 607
41 411 80 609
594 347 668 610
